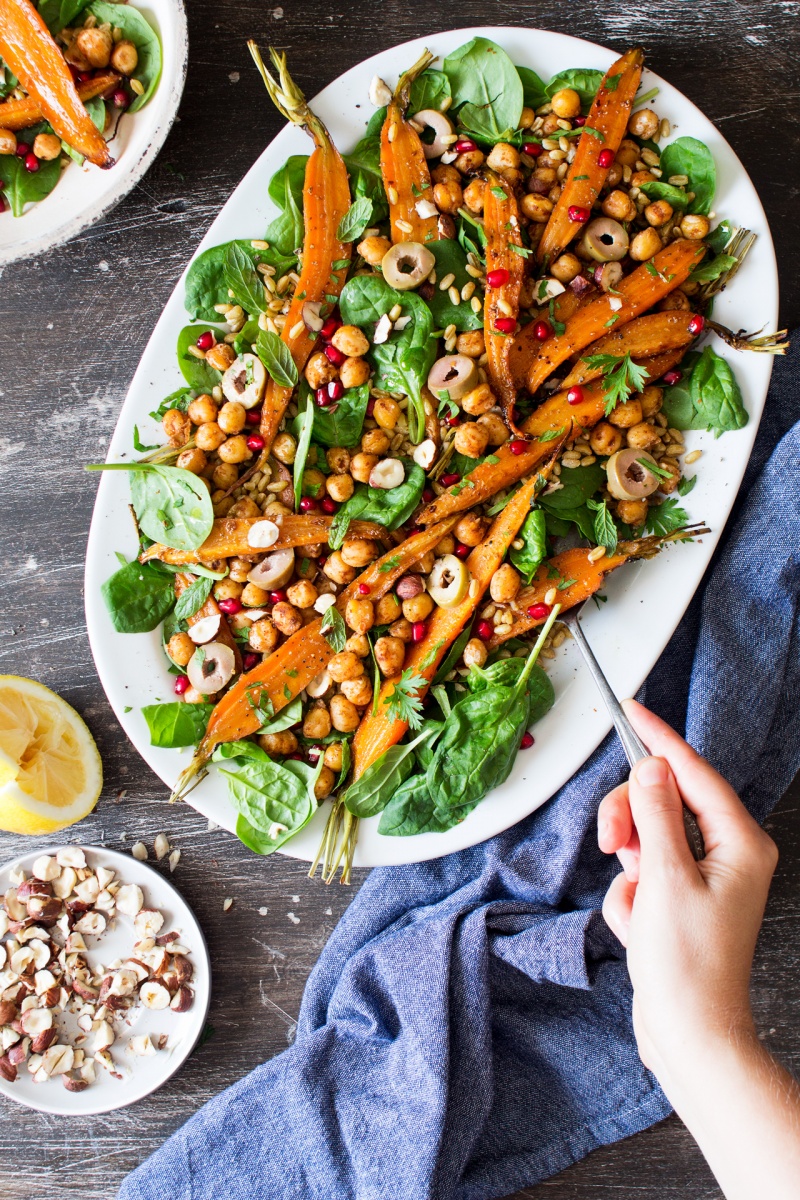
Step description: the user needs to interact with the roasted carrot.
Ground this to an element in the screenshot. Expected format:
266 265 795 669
171 517 457 798
0 70 118 131
0 0 113 167
560 311 699 389
483 171 527 435
141 515 388 566
249 45 352 458
510 240 705 396
536 48 644 265
381 49 441 245
175 573 242 676
489 529 709 647
509 287 588 391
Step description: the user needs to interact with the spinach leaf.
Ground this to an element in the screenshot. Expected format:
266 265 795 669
639 181 690 209
85 1 161 111
258 695 303 735
442 37 523 142
457 208 487 264
659 137 716 215
705 219 732 256
37 0 86 34
545 68 604 112
688 253 737 284
468 657 554 725
224 242 267 315
256 328 299 389
185 240 294 322
343 109 389 223
409 69 451 114
344 727 435 818
378 774 451 836
328 461 425 548
216 743 316 854
661 346 747 435
142 702 214 748
413 718 444 770
292 403 315 509
101 558 175 634
337 196 373 243
426 240 483 331
509 508 547 583
538 463 606 539
265 155 305 256
88 462 214 552
268 154 307 209
176 325 222 391
517 66 548 111
149 386 195 422
59 97 105 166
302 380 369 448
0 145 61 216
525 665 556 725
173 575 213 621
431 624 473 685
340 274 436 441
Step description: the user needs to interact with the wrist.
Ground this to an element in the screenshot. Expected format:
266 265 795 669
653 1018 764 1121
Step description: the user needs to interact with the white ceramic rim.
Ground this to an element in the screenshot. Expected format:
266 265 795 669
0 843 210 1115
84 25 778 868
0 0 188 266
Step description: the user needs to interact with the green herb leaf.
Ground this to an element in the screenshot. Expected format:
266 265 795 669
321 605 347 653
133 425 159 454
378 774 451 836
174 575 214 621
256 328 299 389
582 352 651 415
645 496 689 536
586 497 618 553
337 196 374 243
678 474 697 497
223 242 268 315
382 668 428 731
688 253 737 284
292 403 315 510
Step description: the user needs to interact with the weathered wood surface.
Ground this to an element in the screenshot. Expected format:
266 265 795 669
0 1 798 1196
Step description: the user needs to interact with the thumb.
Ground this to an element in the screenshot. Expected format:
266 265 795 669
628 756 693 868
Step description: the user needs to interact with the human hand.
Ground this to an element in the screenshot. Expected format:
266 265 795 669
598 700 778 1094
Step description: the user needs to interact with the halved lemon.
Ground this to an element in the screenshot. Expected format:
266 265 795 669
0 676 103 835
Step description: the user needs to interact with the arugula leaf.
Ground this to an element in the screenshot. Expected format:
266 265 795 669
383 669 428 730
426 240 483 331
85 1 161 112
101 558 175 634
582 352 651 415
337 196 374 243
442 37 523 142
256 329 299 388
509 508 547 583
142 702 214 748
645 497 689 537
321 605 347 652
87 462 214 552
659 136 716 215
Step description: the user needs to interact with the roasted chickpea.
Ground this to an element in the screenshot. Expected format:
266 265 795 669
432 164 461 184
0 129 17 155
328 651 365 683
462 637 488 669
213 495 236 517
477 412 509 446
604 161 624 188
322 551 356 586
486 141 521 172
608 398 643 429
631 170 656 188
218 435 252 464
629 228 663 262
462 177 486 214
187 395 217 425
521 193 554 222
628 108 659 140
589 421 624 457
361 428 391 455
330 694 360 733
162 408 191 447
340 676 373 707
358 234 392 265
110 38 138 75
195 422 226 452
401 592 434 624
33 132 61 161
340 356 371 388
303 702 332 739
375 593 402 625
654 457 681 494
454 149 484 173
374 636 406 676
602 189 637 222
490 563 521 603
626 422 662 451
314 765 336 799
519 106 536 129
341 538 379 569
389 617 413 642
176 447 207 474
324 742 345 772
305 351 338 390
326 473 354 503
258 730 298 758
679 214 710 241
616 498 649 526
183 686 208 705
345 632 370 657
639 386 664 418
373 395 401 430
206 343 236 372
345 597 375 633
433 180 463 213
616 137 641 167
168 632 194 667
229 497 260 519
302 467 327 499
272 432 296 464
284 580 316 609
550 253 582 284
271 601 303 635
456 330 485 359
213 578 243 602
217 401 246 434
455 512 486 547
350 452 380 484
453 422 490 459
241 582 269 607
75 26 112 68
530 166 557 192
229 557 254 583
461 383 496 416
332 324 369 358
229 610 254 635
645 199 674 228
434 534 456 557
210 462 237 491
249 618 279 653
325 447 349 474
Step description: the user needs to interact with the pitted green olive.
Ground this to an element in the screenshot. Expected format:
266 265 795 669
606 449 661 501
381 241 436 291
580 218 629 263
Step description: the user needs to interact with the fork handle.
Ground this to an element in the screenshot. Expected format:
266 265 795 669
570 619 705 861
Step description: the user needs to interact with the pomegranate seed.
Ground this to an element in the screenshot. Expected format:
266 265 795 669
321 496 338 514
567 385 585 406
527 602 552 620
574 116 586 126
358 583 371 595
324 343 345 366
520 732 535 750
299 496 317 512
476 620 493 641
494 316 517 334
327 379 344 401
16 143 30 158
174 676 190 695
269 590 286 604
77 70 93 83
196 331 214 351
243 652 260 672
245 408 261 425
688 314 705 335
246 434 265 452
533 320 552 341
412 621 427 643
218 597 242 615
509 439 528 455
454 138 477 153
314 386 332 407
455 542 470 559
441 472 461 487
422 488 434 503
112 88 130 109
24 153 39 173
568 205 591 224
598 148 615 169
446 414 460 427
307 745 323 762
317 555 327 568
486 268 510 288
287 752 304 762
522 141 543 157
663 369 682 385
366 397 375 416
319 315 342 340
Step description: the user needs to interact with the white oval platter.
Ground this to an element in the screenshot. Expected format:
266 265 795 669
84 26 778 868
0 0 188 266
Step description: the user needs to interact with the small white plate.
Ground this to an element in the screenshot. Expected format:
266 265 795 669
0 844 210 1115
0 0 188 266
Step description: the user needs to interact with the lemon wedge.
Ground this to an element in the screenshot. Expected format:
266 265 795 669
0 676 102 835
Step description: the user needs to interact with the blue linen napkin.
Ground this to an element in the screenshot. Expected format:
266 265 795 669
121 342 800 1200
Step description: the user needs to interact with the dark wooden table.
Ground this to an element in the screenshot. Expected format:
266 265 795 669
1 2 798 1196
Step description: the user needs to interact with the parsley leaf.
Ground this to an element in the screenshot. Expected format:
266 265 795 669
582 352 651 415
645 497 689 537
383 668 427 730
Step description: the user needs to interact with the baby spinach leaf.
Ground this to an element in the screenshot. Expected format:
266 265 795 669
37 0 87 34
176 325 222 391
224 242 267 315
442 37 523 142
639 180 690 209
258 695 303 735
705 219 732 256
538 462 606 532
256 329 299 388
0 146 62 216
328 461 425 548
85 1 161 111
517 66 548 111
142 702 214 748
265 155 305 256
467 656 527 692
88 462 214 552
101 558 175 634
302 380 369 448
687 253 737 284
337 196 374 243
426 240 483 331
149 386 195 422
343 109 389 222
344 727 435 818
525 664 556 725
661 346 748 435
173 575 213 621
217 743 316 854
291 403 315 510
509 508 547 583
431 624 473 685
378 774 451 836
659 136 716 215
268 155 307 209
185 240 295 322
545 68 604 111
409 69 451 114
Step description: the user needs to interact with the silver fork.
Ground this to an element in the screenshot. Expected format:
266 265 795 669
559 604 705 861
